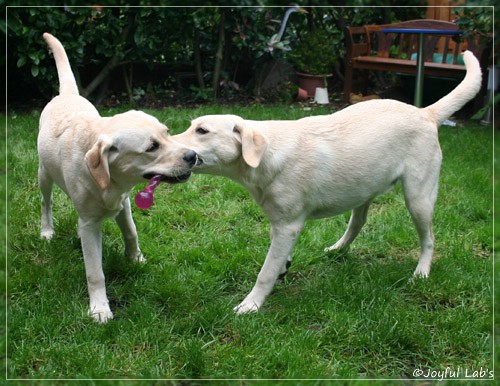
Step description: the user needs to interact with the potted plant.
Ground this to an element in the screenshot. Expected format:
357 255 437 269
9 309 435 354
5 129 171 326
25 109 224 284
288 27 336 98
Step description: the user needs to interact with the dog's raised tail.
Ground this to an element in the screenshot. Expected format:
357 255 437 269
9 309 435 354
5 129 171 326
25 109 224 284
424 51 482 126
43 33 79 96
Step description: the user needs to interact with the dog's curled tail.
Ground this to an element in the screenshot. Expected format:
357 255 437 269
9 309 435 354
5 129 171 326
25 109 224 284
424 51 482 125
43 33 79 96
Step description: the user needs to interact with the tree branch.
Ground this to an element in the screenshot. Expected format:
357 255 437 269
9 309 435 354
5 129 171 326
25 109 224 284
81 11 136 99
194 29 205 89
212 8 226 98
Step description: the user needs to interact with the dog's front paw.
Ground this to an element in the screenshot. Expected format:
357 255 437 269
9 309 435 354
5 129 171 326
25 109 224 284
40 229 54 240
128 250 146 263
413 266 430 278
233 299 260 315
324 242 349 254
89 304 114 324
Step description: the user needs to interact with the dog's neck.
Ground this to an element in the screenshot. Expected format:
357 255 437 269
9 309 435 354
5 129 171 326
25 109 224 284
223 155 280 207
79 179 131 216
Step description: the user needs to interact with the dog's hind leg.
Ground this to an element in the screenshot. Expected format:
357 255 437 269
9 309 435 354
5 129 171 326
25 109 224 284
234 220 304 314
324 202 371 253
39 164 55 240
115 196 145 263
402 164 440 278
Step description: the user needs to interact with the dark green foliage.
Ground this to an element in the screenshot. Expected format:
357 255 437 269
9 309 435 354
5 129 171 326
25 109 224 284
7 5 446 105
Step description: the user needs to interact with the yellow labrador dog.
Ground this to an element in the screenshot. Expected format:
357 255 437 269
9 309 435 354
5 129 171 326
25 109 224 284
174 51 481 314
38 33 198 323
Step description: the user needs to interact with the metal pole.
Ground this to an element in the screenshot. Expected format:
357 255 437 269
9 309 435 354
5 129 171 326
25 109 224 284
414 33 425 107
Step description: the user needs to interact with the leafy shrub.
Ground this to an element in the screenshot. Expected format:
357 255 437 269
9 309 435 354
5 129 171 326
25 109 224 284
287 28 338 75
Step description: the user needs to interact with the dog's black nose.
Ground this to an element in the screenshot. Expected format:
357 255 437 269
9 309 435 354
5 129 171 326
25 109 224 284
183 150 198 167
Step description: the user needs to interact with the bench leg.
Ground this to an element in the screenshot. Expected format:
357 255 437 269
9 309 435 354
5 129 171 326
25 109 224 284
343 64 353 103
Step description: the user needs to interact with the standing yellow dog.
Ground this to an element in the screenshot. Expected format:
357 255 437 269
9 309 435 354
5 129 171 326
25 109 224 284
38 33 197 323
175 51 482 314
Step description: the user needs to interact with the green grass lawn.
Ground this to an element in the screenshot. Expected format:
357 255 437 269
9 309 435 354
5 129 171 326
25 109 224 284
5 104 494 382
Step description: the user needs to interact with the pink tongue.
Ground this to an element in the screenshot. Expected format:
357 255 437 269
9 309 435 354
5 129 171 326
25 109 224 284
134 175 162 209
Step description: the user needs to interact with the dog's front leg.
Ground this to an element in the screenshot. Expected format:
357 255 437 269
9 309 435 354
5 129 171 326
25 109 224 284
234 220 304 314
79 217 113 323
115 196 145 263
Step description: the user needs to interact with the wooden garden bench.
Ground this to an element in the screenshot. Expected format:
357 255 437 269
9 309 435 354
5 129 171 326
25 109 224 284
343 19 486 105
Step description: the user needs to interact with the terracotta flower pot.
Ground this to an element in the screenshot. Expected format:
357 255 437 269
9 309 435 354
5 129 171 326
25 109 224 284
296 87 308 101
296 72 333 97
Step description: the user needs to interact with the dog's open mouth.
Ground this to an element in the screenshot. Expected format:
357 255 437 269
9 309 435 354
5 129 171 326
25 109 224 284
143 172 192 184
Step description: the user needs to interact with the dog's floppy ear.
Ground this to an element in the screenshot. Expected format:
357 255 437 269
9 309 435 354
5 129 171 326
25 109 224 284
233 122 268 168
85 135 114 191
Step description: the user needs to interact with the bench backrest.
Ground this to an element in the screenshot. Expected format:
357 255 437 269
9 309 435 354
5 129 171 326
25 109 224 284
345 19 482 65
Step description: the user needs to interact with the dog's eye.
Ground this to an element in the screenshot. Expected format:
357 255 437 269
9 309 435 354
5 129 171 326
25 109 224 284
109 145 118 152
196 127 209 135
146 141 160 152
